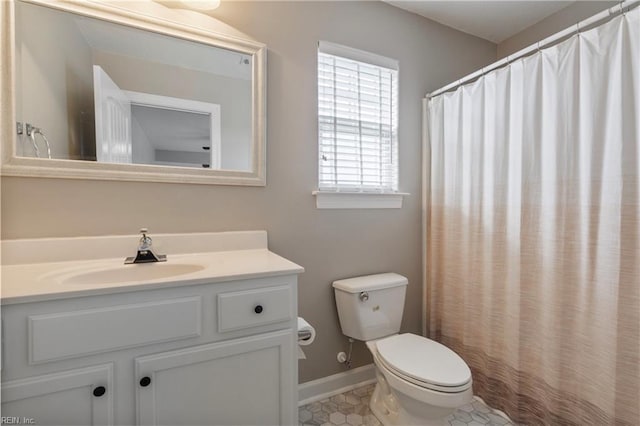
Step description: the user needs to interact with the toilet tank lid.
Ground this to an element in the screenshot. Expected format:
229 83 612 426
332 273 408 293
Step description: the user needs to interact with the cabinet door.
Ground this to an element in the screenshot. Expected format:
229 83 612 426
136 330 295 426
1 364 113 426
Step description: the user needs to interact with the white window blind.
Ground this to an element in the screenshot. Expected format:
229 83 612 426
318 42 399 193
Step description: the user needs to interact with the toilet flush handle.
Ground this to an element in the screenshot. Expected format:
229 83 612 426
359 292 369 302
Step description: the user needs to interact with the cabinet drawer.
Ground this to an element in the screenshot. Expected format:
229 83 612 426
29 297 202 363
217 285 292 332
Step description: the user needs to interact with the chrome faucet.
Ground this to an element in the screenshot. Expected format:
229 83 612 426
125 228 167 264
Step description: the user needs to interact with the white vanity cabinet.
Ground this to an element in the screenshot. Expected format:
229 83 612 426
1 274 300 426
136 330 292 425
1 364 114 425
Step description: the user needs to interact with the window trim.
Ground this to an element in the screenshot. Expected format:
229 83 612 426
312 191 409 209
318 41 398 70
316 41 404 208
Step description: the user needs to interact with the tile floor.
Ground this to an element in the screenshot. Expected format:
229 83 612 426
298 383 514 426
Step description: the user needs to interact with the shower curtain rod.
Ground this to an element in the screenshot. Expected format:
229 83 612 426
427 0 640 99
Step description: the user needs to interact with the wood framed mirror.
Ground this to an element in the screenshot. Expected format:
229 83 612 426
1 0 266 185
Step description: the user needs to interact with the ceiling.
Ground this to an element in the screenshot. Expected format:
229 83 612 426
384 1 575 43
74 11 252 80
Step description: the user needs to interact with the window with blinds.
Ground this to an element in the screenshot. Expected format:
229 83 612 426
317 42 399 193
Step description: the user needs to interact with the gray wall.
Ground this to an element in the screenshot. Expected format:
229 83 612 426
15 2 94 159
497 1 617 58
1 1 495 383
131 112 156 165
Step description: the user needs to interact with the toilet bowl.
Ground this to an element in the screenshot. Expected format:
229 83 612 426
366 334 472 425
332 273 473 425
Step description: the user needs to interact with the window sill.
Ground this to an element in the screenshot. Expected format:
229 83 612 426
312 191 408 209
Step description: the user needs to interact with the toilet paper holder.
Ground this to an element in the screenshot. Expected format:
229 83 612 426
298 329 313 341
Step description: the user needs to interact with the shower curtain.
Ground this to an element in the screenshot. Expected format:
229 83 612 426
426 8 639 425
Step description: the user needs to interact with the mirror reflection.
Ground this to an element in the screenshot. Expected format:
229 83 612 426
15 1 253 171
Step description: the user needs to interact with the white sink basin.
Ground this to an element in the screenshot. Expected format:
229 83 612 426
1 231 306 304
56 262 206 286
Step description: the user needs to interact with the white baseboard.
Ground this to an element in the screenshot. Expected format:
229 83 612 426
298 364 376 406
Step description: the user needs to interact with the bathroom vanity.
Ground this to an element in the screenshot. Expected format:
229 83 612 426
1 231 303 425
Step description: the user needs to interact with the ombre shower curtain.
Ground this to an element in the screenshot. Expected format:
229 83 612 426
426 7 639 425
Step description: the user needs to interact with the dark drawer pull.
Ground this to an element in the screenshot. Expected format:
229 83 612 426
93 386 106 397
254 304 263 314
140 376 151 387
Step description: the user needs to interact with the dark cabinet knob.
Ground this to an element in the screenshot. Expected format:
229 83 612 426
93 386 106 397
254 305 263 314
140 376 151 387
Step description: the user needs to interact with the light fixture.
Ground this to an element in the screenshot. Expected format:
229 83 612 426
178 0 220 11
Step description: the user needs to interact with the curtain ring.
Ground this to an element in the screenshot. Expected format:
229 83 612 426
537 41 541 53
620 1 625 15
576 21 581 35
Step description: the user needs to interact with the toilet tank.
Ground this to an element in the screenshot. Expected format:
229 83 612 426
333 273 408 341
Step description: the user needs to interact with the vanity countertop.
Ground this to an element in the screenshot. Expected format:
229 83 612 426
0 231 304 305
1 249 303 305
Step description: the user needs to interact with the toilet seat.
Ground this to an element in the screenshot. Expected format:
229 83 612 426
375 334 472 393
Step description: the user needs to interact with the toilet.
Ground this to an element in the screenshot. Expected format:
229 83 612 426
333 273 473 426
